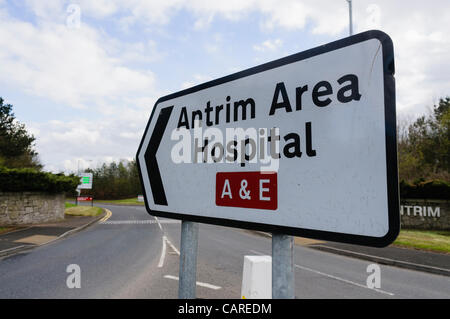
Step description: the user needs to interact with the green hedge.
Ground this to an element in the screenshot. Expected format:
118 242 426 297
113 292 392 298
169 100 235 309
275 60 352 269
0 167 80 193
400 179 450 200
2 166 447 199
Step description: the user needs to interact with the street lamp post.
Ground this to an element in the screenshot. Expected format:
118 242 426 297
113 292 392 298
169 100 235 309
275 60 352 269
347 0 353 36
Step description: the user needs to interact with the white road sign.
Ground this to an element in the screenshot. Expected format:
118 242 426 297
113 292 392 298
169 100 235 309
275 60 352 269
77 172 93 190
137 31 399 247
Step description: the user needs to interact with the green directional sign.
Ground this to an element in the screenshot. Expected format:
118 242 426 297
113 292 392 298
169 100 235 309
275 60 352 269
77 173 93 190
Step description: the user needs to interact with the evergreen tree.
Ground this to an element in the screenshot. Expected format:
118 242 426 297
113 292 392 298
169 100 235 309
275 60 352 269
398 97 450 182
0 97 42 169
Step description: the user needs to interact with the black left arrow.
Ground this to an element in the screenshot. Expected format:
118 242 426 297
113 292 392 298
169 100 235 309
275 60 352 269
144 106 173 206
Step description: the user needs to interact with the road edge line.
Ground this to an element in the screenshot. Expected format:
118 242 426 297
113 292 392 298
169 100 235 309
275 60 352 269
57 208 109 241
163 275 222 290
248 230 450 277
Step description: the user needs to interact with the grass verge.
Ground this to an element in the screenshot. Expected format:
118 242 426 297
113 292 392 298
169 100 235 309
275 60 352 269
393 230 450 254
65 206 103 217
93 198 144 206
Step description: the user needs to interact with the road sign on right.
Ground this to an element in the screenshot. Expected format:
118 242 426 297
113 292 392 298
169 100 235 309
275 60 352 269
137 30 399 248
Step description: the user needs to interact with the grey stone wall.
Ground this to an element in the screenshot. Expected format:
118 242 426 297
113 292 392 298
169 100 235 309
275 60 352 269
400 199 450 230
0 192 65 225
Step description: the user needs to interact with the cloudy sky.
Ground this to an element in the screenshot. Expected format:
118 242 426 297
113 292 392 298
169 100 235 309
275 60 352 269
0 0 449 173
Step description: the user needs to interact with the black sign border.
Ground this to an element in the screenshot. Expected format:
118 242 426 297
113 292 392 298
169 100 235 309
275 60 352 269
136 30 399 248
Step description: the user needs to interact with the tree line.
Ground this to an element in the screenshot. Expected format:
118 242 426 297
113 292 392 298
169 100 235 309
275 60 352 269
83 160 142 199
398 97 449 183
0 97 42 169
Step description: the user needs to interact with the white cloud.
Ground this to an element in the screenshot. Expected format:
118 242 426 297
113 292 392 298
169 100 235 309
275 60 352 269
253 39 283 52
193 14 214 30
76 0 119 19
351 1 450 116
29 107 150 173
0 3 162 172
0 10 157 112
24 0 66 22
181 74 213 89
204 33 224 54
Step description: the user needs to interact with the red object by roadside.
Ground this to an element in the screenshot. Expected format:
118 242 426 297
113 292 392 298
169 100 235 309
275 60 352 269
77 196 93 201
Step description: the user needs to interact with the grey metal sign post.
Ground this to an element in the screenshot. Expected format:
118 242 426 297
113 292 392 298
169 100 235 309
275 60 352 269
272 234 294 299
178 221 199 299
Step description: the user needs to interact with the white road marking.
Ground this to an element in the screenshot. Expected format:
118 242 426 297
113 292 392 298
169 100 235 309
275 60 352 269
249 249 394 296
164 275 222 290
154 216 163 230
313 244 450 275
158 236 168 268
158 236 180 268
294 264 395 296
165 237 180 255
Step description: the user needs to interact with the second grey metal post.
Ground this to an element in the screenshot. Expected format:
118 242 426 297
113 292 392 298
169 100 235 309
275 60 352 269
178 221 199 299
347 0 353 36
272 233 295 299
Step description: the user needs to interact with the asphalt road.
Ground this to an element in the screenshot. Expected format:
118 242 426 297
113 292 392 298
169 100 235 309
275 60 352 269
0 204 448 299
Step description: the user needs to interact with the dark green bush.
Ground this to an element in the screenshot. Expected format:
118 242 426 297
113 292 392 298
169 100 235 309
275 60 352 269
0 167 80 193
86 160 142 200
400 179 450 200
